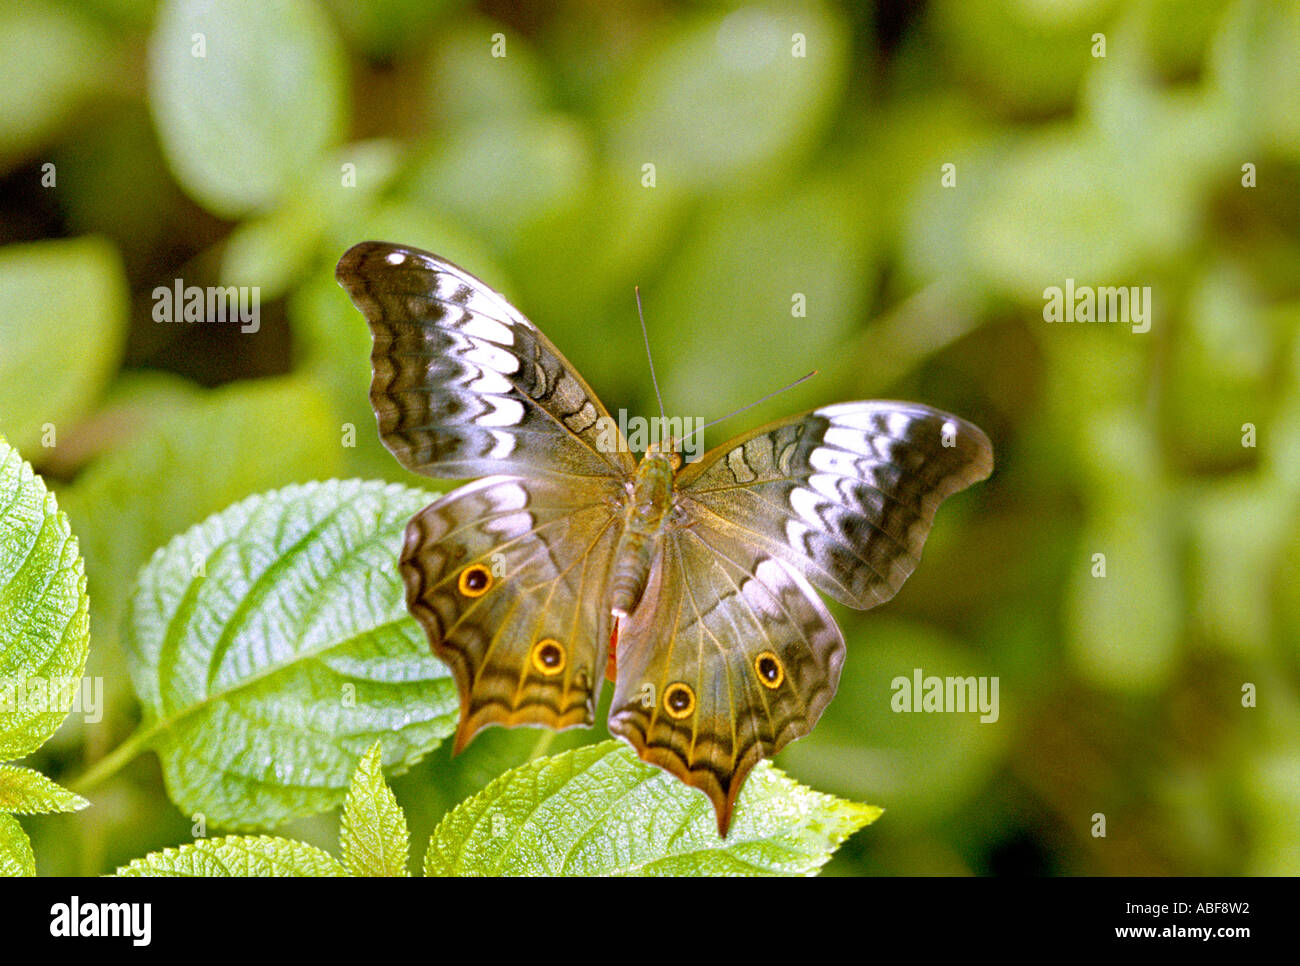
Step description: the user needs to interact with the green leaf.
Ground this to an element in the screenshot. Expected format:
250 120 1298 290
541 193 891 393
425 17 551 124
0 765 88 815
0 813 36 876
655 171 876 418
59 376 343 660
324 0 460 62
123 479 457 829
220 139 404 300
114 834 346 876
0 3 117 171
0 437 91 759
0 238 128 456
340 741 409 876
424 741 880 876
402 114 592 246
603 2 848 191
148 0 348 217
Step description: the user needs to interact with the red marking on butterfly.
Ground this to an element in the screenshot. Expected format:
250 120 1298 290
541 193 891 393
606 617 620 682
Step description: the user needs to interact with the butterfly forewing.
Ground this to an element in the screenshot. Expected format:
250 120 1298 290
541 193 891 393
676 401 994 610
336 241 635 481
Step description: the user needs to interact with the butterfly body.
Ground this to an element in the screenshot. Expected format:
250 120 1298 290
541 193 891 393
609 447 679 621
336 241 994 835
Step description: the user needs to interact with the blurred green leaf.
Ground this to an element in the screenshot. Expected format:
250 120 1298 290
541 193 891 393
0 437 90 759
0 237 128 457
1066 506 1181 690
780 619 1007 828
1209 0 1300 157
603 2 848 191
929 0 1111 116
426 16 550 123
1242 748 1300 875
115 834 347 876
123 479 456 829
424 741 879 876
1163 261 1274 472
653 171 876 417
323 0 461 62
402 114 592 247
0 764 88 815
221 139 404 299
52 106 183 276
0 813 35 876
60 377 342 653
509 167 689 379
0 2 117 171
148 0 348 217
340 741 409 876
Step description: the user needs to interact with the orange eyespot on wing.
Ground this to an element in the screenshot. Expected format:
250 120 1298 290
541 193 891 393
531 638 566 676
754 651 784 689
662 682 696 719
457 564 494 597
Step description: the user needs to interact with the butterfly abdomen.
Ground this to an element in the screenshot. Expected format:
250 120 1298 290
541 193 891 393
608 452 676 619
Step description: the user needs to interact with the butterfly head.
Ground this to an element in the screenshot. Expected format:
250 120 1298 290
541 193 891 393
643 437 683 471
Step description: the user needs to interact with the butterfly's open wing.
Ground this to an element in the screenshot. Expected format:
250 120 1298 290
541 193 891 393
608 401 992 834
607 530 844 836
401 474 624 749
675 401 994 610
336 241 635 481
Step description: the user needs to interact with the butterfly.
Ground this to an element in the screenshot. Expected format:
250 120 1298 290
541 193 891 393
335 241 994 836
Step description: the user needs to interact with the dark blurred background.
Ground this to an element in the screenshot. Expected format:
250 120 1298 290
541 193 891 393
2 0 1297 875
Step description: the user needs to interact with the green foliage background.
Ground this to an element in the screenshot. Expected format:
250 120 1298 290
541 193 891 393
1 0 1297 875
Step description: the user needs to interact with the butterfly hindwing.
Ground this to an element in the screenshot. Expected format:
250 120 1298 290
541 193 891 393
336 241 635 481
400 474 624 749
607 527 845 836
675 401 994 610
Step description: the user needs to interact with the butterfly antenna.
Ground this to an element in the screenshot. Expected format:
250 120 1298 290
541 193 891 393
636 286 667 424
678 370 818 450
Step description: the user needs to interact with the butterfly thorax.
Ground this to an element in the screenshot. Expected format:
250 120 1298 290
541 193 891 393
608 448 679 620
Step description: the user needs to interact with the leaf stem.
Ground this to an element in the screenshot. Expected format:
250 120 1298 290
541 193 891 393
67 724 160 795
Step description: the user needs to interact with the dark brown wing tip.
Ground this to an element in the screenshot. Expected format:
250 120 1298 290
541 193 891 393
610 723 757 840
335 240 374 284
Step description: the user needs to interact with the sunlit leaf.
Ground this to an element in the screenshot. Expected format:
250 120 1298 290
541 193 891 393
340 741 410 876
424 741 879 876
123 480 457 829
0 813 35 876
0 437 90 759
0 765 88 815
115 834 346 876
